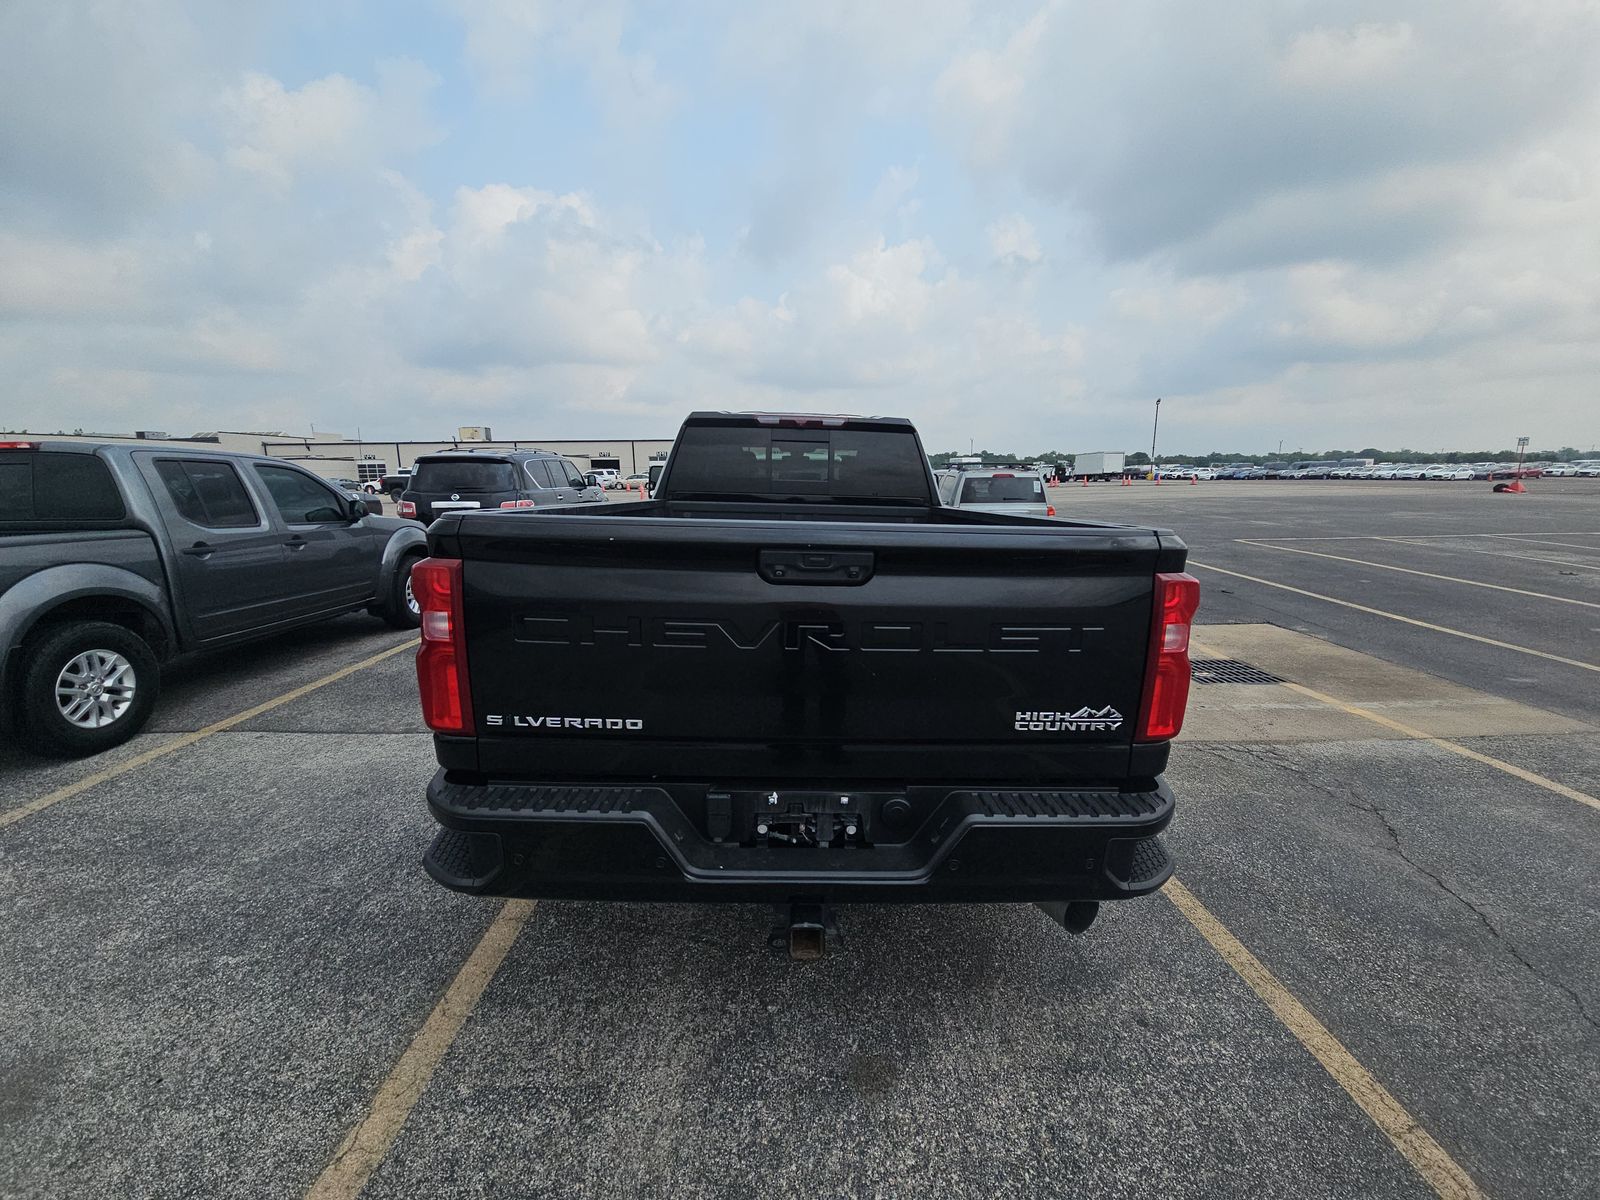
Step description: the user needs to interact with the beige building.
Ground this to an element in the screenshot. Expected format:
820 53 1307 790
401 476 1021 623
8 427 674 483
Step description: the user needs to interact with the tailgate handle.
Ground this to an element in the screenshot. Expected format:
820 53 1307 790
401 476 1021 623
759 550 874 585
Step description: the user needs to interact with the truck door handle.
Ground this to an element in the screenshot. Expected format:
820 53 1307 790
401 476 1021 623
759 550 874 585
285 536 306 550
182 542 214 559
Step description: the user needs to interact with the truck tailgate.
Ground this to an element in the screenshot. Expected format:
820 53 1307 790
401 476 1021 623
449 514 1171 784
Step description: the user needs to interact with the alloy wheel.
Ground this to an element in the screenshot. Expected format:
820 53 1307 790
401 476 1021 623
55 649 137 728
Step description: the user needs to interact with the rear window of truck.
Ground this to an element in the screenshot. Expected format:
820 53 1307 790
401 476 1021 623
411 460 519 492
0 450 126 525
959 475 1045 503
666 428 930 501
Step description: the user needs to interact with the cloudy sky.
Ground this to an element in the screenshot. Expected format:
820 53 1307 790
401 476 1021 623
3 1 1598 454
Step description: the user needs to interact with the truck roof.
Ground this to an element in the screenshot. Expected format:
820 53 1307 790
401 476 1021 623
684 411 915 430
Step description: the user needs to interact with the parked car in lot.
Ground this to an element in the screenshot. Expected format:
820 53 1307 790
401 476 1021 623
378 469 412 501
326 476 384 495
586 468 622 489
1541 463 1577 477
935 464 1055 516
328 478 386 511
412 411 1197 948
0 440 427 756
398 450 603 523
620 472 652 493
1423 464 1473 480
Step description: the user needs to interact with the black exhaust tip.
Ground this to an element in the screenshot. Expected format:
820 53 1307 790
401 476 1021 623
1036 900 1100 936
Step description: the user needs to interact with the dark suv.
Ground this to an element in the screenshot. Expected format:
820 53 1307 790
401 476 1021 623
398 450 603 522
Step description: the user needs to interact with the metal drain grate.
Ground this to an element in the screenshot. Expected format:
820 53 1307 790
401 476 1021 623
1190 658 1284 686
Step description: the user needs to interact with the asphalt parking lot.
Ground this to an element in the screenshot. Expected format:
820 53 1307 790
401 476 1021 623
2 479 1597 1200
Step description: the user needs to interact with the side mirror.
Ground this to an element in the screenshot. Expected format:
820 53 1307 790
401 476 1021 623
347 496 370 520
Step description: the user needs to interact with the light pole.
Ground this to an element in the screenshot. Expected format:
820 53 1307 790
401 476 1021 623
1150 398 1161 464
1516 436 1529 475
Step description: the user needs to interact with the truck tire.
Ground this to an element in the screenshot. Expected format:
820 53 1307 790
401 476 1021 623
19 621 160 758
389 487 405 503
381 553 424 629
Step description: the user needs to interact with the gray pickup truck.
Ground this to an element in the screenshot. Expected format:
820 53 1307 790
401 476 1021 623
1 439 426 756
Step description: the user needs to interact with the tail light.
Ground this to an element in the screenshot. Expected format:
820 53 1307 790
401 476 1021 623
1135 572 1200 742
499 498 535 508
412 558 473 733
1046 505 1056 517
398 499 416 517
0 441 38 449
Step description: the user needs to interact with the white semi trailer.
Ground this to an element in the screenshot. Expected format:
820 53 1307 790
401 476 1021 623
1073 451 1126 481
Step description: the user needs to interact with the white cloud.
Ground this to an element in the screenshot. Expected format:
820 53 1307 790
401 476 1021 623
3 1 1599 454
451 0 675 123
935 3 1053 170
987 214 1042 269
220 61 441 189
1278 23 1415 88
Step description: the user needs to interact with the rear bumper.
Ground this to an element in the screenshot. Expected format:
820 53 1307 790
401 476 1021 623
424 770 1175 904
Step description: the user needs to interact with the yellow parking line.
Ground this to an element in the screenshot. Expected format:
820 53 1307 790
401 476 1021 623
1236 541 1600 609
1164 880 1486 1200
1191 638 1600 813
1189 562 1600 674
304 899 537 1200
0 638 416 832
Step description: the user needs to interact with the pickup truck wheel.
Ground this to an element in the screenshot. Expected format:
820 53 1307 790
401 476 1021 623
20 621 160 758
381 554 424 629
389 487 405 503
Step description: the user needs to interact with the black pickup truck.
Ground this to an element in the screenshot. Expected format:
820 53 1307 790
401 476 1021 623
415 413 1197 947
1 440 426 756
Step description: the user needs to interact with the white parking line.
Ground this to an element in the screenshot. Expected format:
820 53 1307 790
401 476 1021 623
1259 532 1600 542
1371 538 1600 572
1238 541 1600 609
1190 562 1600 674
1485 534 1600 552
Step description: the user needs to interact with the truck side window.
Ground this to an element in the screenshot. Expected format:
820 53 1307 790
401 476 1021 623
0 461 27 517
561 460 586 487
253 465 346 524
155 460 259 528
529 460 561 489
0 452 126 523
